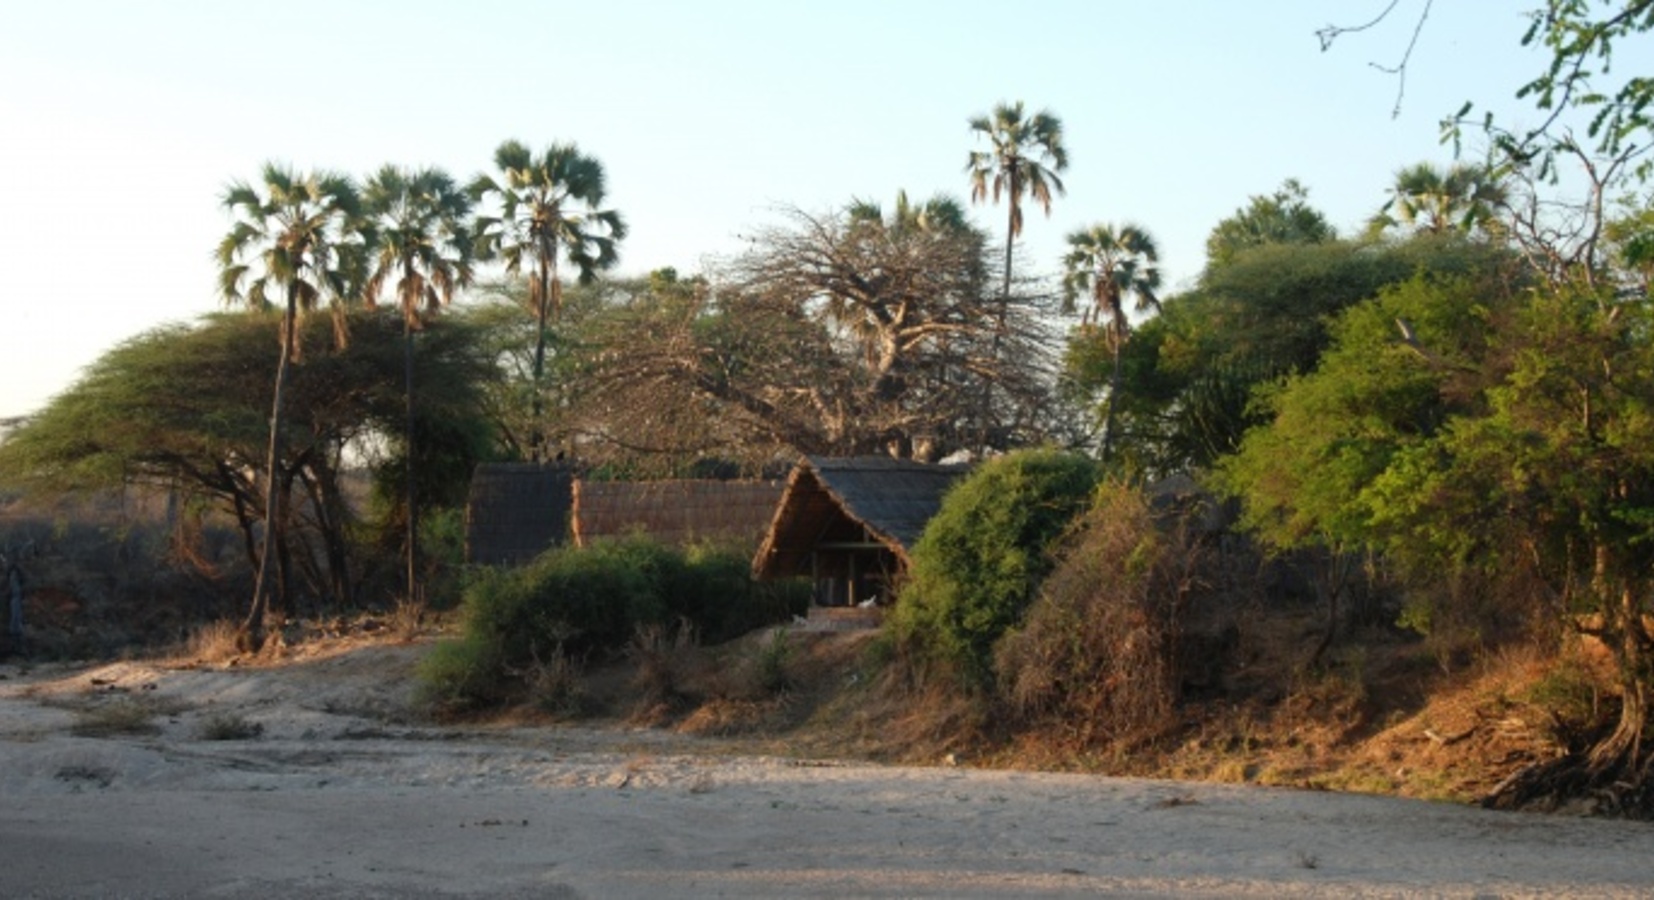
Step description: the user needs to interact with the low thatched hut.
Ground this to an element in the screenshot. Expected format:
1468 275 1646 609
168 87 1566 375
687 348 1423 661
752 456 970 609
463 463 575 566
571 479 783 550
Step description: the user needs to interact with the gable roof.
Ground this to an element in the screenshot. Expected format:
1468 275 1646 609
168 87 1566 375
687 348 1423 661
752 456 971 580
572 479 783 549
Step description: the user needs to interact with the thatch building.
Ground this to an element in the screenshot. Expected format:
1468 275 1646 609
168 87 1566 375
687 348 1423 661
752 456 970 609
572 479 783 550
463 463 575 565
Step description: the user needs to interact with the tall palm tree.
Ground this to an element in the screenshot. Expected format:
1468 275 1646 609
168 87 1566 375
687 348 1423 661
471 140 626 458
217 163 363 649
1062 223 1162 462
966 101 1069 305
1369 161 1507 236
362 165 475 606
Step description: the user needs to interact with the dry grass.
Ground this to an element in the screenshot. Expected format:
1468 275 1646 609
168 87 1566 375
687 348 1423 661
186 619 242 663
71 698 166 737
389 596 427 642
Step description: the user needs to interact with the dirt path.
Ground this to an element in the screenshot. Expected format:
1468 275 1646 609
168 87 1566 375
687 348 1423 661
4 641 1654 898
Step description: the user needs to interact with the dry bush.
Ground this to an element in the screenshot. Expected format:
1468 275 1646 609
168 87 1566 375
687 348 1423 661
390 595 427 642
524 648 587 717
71 698 164 737
628 619 701 715
187 619 242 662
196 711 264 741
995 481 1206 745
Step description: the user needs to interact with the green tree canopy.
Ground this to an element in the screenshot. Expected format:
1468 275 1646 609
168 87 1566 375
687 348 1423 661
1204 179 1336 270
1074 234 1519 473
0 312 495 611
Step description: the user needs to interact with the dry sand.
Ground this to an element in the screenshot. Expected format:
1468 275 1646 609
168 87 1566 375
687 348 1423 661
3 639 1654 899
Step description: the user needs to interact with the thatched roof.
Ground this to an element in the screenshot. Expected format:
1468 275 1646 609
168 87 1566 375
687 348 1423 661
752 456 971 580
572 479 783 549
463 463 574 566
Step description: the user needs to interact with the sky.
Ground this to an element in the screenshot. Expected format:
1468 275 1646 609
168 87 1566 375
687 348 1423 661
0 1 1551 420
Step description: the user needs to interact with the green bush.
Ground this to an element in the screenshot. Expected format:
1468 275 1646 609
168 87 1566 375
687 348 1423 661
672 540 810 643
417 534 800 711
888 448 1099 687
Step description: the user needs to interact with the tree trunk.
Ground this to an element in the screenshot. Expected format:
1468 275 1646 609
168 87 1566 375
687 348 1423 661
242 293 297 651
1485 550 1654 816
298 457 352 610
529 245 554 461
404 318 419 605
1100 333 1124 463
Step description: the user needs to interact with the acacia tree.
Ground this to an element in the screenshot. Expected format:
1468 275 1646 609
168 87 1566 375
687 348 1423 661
217 164 363 648
362 165 475 604
0 313 494 616
1061 223 1161 462
470 140 625 458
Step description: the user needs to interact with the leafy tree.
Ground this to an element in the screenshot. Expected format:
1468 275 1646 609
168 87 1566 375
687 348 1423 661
1606 196 1654 293
966 101 1069 308
1204 178 1336 269
1079 234 1518 473
1368 161 1507 237
362 165 476 604
1447 0 1654 181
889 449 1098 688
216 163 364 648
1215 272 1511 664
471 140 626 456
0 313 494 615
1362 286 1654 813
1061 223 1162 462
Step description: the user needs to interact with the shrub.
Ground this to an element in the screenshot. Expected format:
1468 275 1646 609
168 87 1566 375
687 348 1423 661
196 711 264 741
888 448 1099 687
671 540 810 643
995 480 1202 743
418 534 797 711
71 699 163 737
416 628 509 712
750 627 792 695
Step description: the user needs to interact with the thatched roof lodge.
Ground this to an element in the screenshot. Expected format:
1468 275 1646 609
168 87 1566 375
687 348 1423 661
752 456 971 609
463 463 575 566
572 479 783 549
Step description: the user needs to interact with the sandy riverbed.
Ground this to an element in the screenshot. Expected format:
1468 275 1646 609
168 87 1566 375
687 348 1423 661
3 639 1652 898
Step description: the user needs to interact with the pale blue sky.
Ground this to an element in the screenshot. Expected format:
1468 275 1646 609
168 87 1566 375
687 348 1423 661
0 1 1547 419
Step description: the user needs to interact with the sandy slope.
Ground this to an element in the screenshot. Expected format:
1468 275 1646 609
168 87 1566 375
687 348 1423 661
3 640 1654 899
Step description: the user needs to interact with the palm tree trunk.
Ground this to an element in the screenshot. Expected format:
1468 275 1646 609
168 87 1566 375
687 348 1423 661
404 318 418 605
532 251 549 386
530 249 551 461
1101 335 1123 462
979 197 1019 456
243 293 297 651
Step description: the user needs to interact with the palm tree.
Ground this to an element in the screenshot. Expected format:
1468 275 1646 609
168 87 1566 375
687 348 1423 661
1062 223 1162 462
362 165 475 606
471 140 626 458
966 102 1069 305
217 163 363 649
849 189 972 239
1369 161 1507 236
